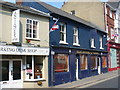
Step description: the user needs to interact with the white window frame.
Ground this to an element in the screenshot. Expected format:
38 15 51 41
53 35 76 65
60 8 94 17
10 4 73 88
25 56 45 81
73 27 80 46
91 38 96 48
110 10 112 18
100 36 104 50
26 18 39 40
59 22 68 44
111 28 114 39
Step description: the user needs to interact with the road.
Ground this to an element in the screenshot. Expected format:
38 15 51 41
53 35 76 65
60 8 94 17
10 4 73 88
76 75 120 88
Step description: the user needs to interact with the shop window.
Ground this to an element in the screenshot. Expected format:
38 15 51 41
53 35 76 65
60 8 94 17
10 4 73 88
25 56 44 80
102 56 107 68
54 54 69 72
80 55 87 70
90 56 97 70
26 19 38 39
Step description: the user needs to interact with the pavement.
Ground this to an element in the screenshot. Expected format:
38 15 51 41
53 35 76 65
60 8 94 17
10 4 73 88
50 69 119 88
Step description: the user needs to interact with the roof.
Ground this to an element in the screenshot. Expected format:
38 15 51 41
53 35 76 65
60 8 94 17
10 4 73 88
107 0 120 10
32 0 106 33
0 1 50 18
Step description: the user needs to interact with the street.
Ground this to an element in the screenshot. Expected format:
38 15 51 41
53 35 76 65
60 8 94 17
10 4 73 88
76 75 120 88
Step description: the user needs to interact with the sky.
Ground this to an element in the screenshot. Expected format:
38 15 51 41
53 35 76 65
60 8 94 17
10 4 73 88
3 0 108 8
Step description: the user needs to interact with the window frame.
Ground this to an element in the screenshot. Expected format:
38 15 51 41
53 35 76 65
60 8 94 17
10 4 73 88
53 54 69 73
80 54 88 70
90 56 97 70
100 36 104 49
26 18 39 40
59 22 68 44
90 38 96 48
73 27 80 46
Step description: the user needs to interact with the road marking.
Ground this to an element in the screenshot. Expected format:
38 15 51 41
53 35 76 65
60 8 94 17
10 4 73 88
76 75 119 88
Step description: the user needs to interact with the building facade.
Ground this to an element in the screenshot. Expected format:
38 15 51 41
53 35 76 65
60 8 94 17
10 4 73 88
62 0 120 71
105 1 120 71
0 2 50 88
17 0 108 86
61 0 105 30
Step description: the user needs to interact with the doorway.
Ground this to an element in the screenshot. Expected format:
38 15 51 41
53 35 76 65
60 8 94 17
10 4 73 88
1 59 23 88
97 57 101 74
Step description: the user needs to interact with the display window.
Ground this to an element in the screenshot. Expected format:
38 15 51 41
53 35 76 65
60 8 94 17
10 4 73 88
54 54 69 72
80 55 87 70
25 56 44 80
102 56 107 68
90 56 97 70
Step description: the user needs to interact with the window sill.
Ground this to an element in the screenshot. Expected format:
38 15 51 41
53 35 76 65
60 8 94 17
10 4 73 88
26 38 40 41
24 78 46 82
59 41 68 45
91 46 96 49
100 47 104 50
73 43 80 46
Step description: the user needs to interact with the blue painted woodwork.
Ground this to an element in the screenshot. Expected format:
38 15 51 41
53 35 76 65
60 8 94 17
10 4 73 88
21 1 108 86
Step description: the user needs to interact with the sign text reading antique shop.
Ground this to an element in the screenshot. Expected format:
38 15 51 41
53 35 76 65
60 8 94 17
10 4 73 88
0 46 49 55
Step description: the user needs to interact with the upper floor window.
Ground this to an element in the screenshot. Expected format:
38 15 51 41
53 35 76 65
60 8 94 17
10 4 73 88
110 10 112 18
26 19 38 39
90 38 96 48
100 36 104 49
111 28 114 39
73 27 80 46
59 22 67 44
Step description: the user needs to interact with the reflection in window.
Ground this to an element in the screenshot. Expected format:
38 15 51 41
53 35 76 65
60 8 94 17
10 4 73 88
102 56 107 68
54 54 69 72
90 56 97 69
80 55 87 70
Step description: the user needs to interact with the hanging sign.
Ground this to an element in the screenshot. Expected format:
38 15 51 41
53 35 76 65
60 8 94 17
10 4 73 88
12 9 20 43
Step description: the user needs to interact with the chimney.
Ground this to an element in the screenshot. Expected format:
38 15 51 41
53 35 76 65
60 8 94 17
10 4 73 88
16 0 23 5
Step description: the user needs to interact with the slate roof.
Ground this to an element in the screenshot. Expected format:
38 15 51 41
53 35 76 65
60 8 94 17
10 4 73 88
0 1 50 18
107 0 120 10
33 0 106 33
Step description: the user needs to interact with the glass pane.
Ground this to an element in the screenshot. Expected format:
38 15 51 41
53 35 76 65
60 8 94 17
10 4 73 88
80 55 87 70
13 61 21 80
54 54 68 72
90 56 97 69
2 61 9 81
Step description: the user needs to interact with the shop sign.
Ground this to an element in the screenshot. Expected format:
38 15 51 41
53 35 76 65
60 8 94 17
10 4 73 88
0 46 49 55
12 9 20 43
77 51 99 54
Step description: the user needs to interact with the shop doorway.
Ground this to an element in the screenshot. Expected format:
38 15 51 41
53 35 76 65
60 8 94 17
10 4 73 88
97 57 101 74
1 59 23 88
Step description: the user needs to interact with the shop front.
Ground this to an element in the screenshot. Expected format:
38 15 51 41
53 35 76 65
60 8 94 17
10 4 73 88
108 42 120 71
0 45 49 88
50 47 108 86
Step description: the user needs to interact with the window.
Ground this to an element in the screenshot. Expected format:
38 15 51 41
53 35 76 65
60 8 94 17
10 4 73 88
90 56 97 69
71 10 75 15
54 54 69 72
110 10 112 18
59 23 67 43
25 56 44 80
80 55 87 70
111 28 114 39
91 38 96 48
100 36 104 49
102 56 107 68
73 27 79 46
26 19 38 39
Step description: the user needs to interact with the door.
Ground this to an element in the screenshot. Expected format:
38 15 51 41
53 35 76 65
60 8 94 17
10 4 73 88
76 58 79 80
97 57 101 74
1 60 22 89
